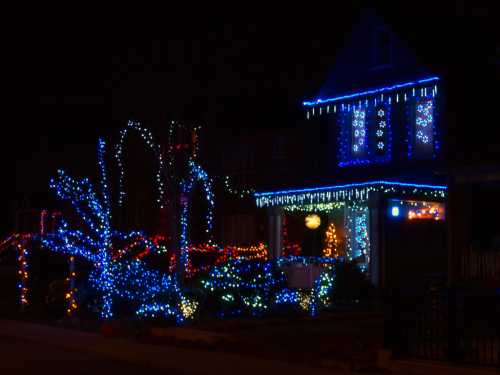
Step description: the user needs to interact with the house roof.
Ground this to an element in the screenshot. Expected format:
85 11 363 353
303 9 435 109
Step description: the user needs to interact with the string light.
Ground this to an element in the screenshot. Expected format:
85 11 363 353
43 139 119 318
303 76 439 107
307 77 438 165
407 96 439 159
274 262 336 316
283 202 344 213
115 121 166 208
323 223 340 258
222 176 255 198
65 256 78 316
256 181 447 208
389 199 445 221
346 205 370 271
184 243 269 278
17 242 29 308
201 259 287 317
179 159 215 274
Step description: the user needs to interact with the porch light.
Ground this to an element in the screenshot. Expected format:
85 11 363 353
305 214 321 229
391 206 400 217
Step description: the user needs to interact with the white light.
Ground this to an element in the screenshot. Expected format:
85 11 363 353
305 214 321 229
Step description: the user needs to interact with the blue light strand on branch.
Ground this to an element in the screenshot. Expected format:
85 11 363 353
42 140 124 318
179 159 215 275
255 181 447 208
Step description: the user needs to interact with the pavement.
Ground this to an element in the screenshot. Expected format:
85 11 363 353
0 319 346 374
0 336 171 374
0 319 499 374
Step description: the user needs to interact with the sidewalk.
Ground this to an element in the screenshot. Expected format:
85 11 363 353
1 319 498 374
390 359 500 375
0 319 344 374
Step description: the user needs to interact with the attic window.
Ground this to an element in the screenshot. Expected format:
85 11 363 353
373 28 392 68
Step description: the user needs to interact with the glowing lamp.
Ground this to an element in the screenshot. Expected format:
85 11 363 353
305 214 321 229
391 206 400 217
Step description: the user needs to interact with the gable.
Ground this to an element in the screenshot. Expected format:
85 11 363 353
313 9 433 102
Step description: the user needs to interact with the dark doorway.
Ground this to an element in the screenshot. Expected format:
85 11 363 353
385 219 447 291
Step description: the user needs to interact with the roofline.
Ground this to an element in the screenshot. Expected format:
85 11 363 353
254 180 447 198
302 76 440 107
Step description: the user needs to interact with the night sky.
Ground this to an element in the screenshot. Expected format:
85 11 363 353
2 2 497 233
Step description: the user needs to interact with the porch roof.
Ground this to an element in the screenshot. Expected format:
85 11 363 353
254 180 447 208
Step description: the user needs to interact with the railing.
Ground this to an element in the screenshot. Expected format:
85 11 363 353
460 248 500 281
386 288 500 367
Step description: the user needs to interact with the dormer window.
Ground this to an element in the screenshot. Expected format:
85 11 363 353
373 27 392 68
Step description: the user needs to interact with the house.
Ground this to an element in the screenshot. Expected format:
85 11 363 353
249 9 499 294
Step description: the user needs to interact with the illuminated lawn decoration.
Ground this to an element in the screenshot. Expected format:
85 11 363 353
275 257 336 316
179 160 215 275
7 119 344 323
202 257 337 318
185 243 270 278
202 259 287 317
0 212 75 312
42 139 191 320
17 241 29 308
65 256 78 316
115 121 166 208
38 123 271 322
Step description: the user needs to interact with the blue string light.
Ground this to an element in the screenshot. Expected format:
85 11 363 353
202 258 337 317
255 180 446 197
179 159 215 274
303 76 440 106
256 181 446 209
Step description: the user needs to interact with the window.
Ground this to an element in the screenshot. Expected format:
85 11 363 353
409 97 436 159
338 103 392 167
351 109 367 156
388 199 445 221
372 105 391 159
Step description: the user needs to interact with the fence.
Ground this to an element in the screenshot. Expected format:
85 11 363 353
460 248 500 281
386 288 500 367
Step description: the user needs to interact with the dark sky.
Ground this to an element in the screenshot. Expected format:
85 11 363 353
1 1 497 233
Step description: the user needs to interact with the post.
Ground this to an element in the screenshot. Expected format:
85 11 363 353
267 208 283 258
368 192 381 287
